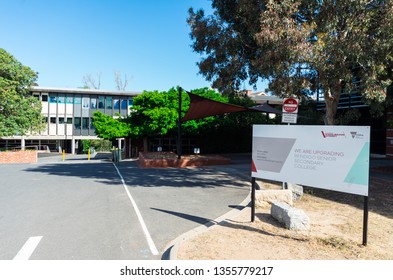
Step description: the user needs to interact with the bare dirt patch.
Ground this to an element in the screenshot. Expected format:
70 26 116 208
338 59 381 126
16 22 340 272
176 176 393 260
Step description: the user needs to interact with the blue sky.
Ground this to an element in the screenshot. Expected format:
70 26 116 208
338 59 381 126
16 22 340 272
1 0 233 92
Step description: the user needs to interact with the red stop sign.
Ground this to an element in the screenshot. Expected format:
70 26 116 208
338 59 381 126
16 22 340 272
283 98 299 113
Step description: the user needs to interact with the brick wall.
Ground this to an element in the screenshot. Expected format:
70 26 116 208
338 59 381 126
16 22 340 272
0 150 38 164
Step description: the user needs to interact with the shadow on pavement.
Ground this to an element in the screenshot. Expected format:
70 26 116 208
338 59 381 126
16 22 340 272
25 153 251 192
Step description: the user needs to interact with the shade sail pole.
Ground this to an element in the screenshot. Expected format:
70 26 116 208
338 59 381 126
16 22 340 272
177 87 182 159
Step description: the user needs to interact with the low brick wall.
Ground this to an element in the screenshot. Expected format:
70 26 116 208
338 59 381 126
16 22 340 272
138 152 231 168
0 150 38 164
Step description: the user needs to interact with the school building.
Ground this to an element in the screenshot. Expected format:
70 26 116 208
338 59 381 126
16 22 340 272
0 86 141 154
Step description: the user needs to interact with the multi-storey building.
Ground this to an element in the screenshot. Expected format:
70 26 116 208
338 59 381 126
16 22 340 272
0 86 141 154
1 86 390 157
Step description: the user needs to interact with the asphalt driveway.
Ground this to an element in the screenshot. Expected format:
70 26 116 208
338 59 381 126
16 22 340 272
0 153 250 260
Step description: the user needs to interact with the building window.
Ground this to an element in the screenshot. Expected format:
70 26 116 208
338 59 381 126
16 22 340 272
91 98 97 109
114 98 120 109
42 95 48 102
121 99 127 110
74 117 81 129
66 96 73 104
82 117 89 129
106 96 113 109
66 118 72 124
128 99 133 107
49 96 57 103
98 96 105 109
90 120 95 130
33 94 40 100
82 97 89 109
74 97 82 104
58 96 65 103
58 117 65 124
50 117 56 124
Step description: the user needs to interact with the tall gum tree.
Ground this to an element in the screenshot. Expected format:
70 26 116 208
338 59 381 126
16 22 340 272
188 0 393 124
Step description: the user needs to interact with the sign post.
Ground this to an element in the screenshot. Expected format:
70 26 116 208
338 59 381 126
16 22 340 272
282 98 299 124
363 196 369 245
251 177 256 222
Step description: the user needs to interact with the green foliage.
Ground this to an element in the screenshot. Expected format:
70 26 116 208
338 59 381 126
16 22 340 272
128 88 179 137
188 0 393 124
128 87 229 138
127 87 270 145
92 87 234 141
196 94 270 153
220 94 268 126
92 111 131 140
93 86 271 153
81 139 92 154
182 87 229 135
0 48 45 136
81 139 112 153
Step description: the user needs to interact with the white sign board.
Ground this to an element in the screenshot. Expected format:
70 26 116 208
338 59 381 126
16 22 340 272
252 125 370 196
282 113 297 124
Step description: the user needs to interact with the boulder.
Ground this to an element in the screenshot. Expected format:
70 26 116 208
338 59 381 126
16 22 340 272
255 189 293 207
286 183 304 200
271 202 310 230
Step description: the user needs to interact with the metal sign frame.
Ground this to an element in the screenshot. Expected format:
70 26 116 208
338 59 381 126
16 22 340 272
251 125 370 245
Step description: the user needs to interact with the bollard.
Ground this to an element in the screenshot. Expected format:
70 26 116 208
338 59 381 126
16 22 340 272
62 150 65 161
112 149 117 163
88 148 91 161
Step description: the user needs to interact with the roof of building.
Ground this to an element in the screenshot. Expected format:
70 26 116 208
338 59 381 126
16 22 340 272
31 86 142 97
248 94 283 105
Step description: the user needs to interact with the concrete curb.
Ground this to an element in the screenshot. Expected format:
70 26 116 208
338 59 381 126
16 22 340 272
163 192 251 260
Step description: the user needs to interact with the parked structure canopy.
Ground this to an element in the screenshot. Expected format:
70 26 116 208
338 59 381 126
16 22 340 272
182 91 281 122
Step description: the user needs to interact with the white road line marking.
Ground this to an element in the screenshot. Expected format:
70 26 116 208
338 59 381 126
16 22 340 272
13 236 43 260
113 163 159 256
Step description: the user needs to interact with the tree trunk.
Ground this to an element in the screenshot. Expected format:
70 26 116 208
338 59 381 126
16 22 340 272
323 87 340 125
324 101 337 125
143 137 148 152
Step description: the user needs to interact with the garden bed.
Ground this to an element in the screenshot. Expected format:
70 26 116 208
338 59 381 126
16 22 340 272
137 152 231 168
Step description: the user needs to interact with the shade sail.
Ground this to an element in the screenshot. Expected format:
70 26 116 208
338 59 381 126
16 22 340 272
182 91 281 122
250 103 282 115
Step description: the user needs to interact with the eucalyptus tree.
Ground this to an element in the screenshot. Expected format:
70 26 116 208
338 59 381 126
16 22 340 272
188 0 393 124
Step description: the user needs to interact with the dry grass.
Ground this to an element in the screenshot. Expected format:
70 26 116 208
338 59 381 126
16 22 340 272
176 177 393 260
